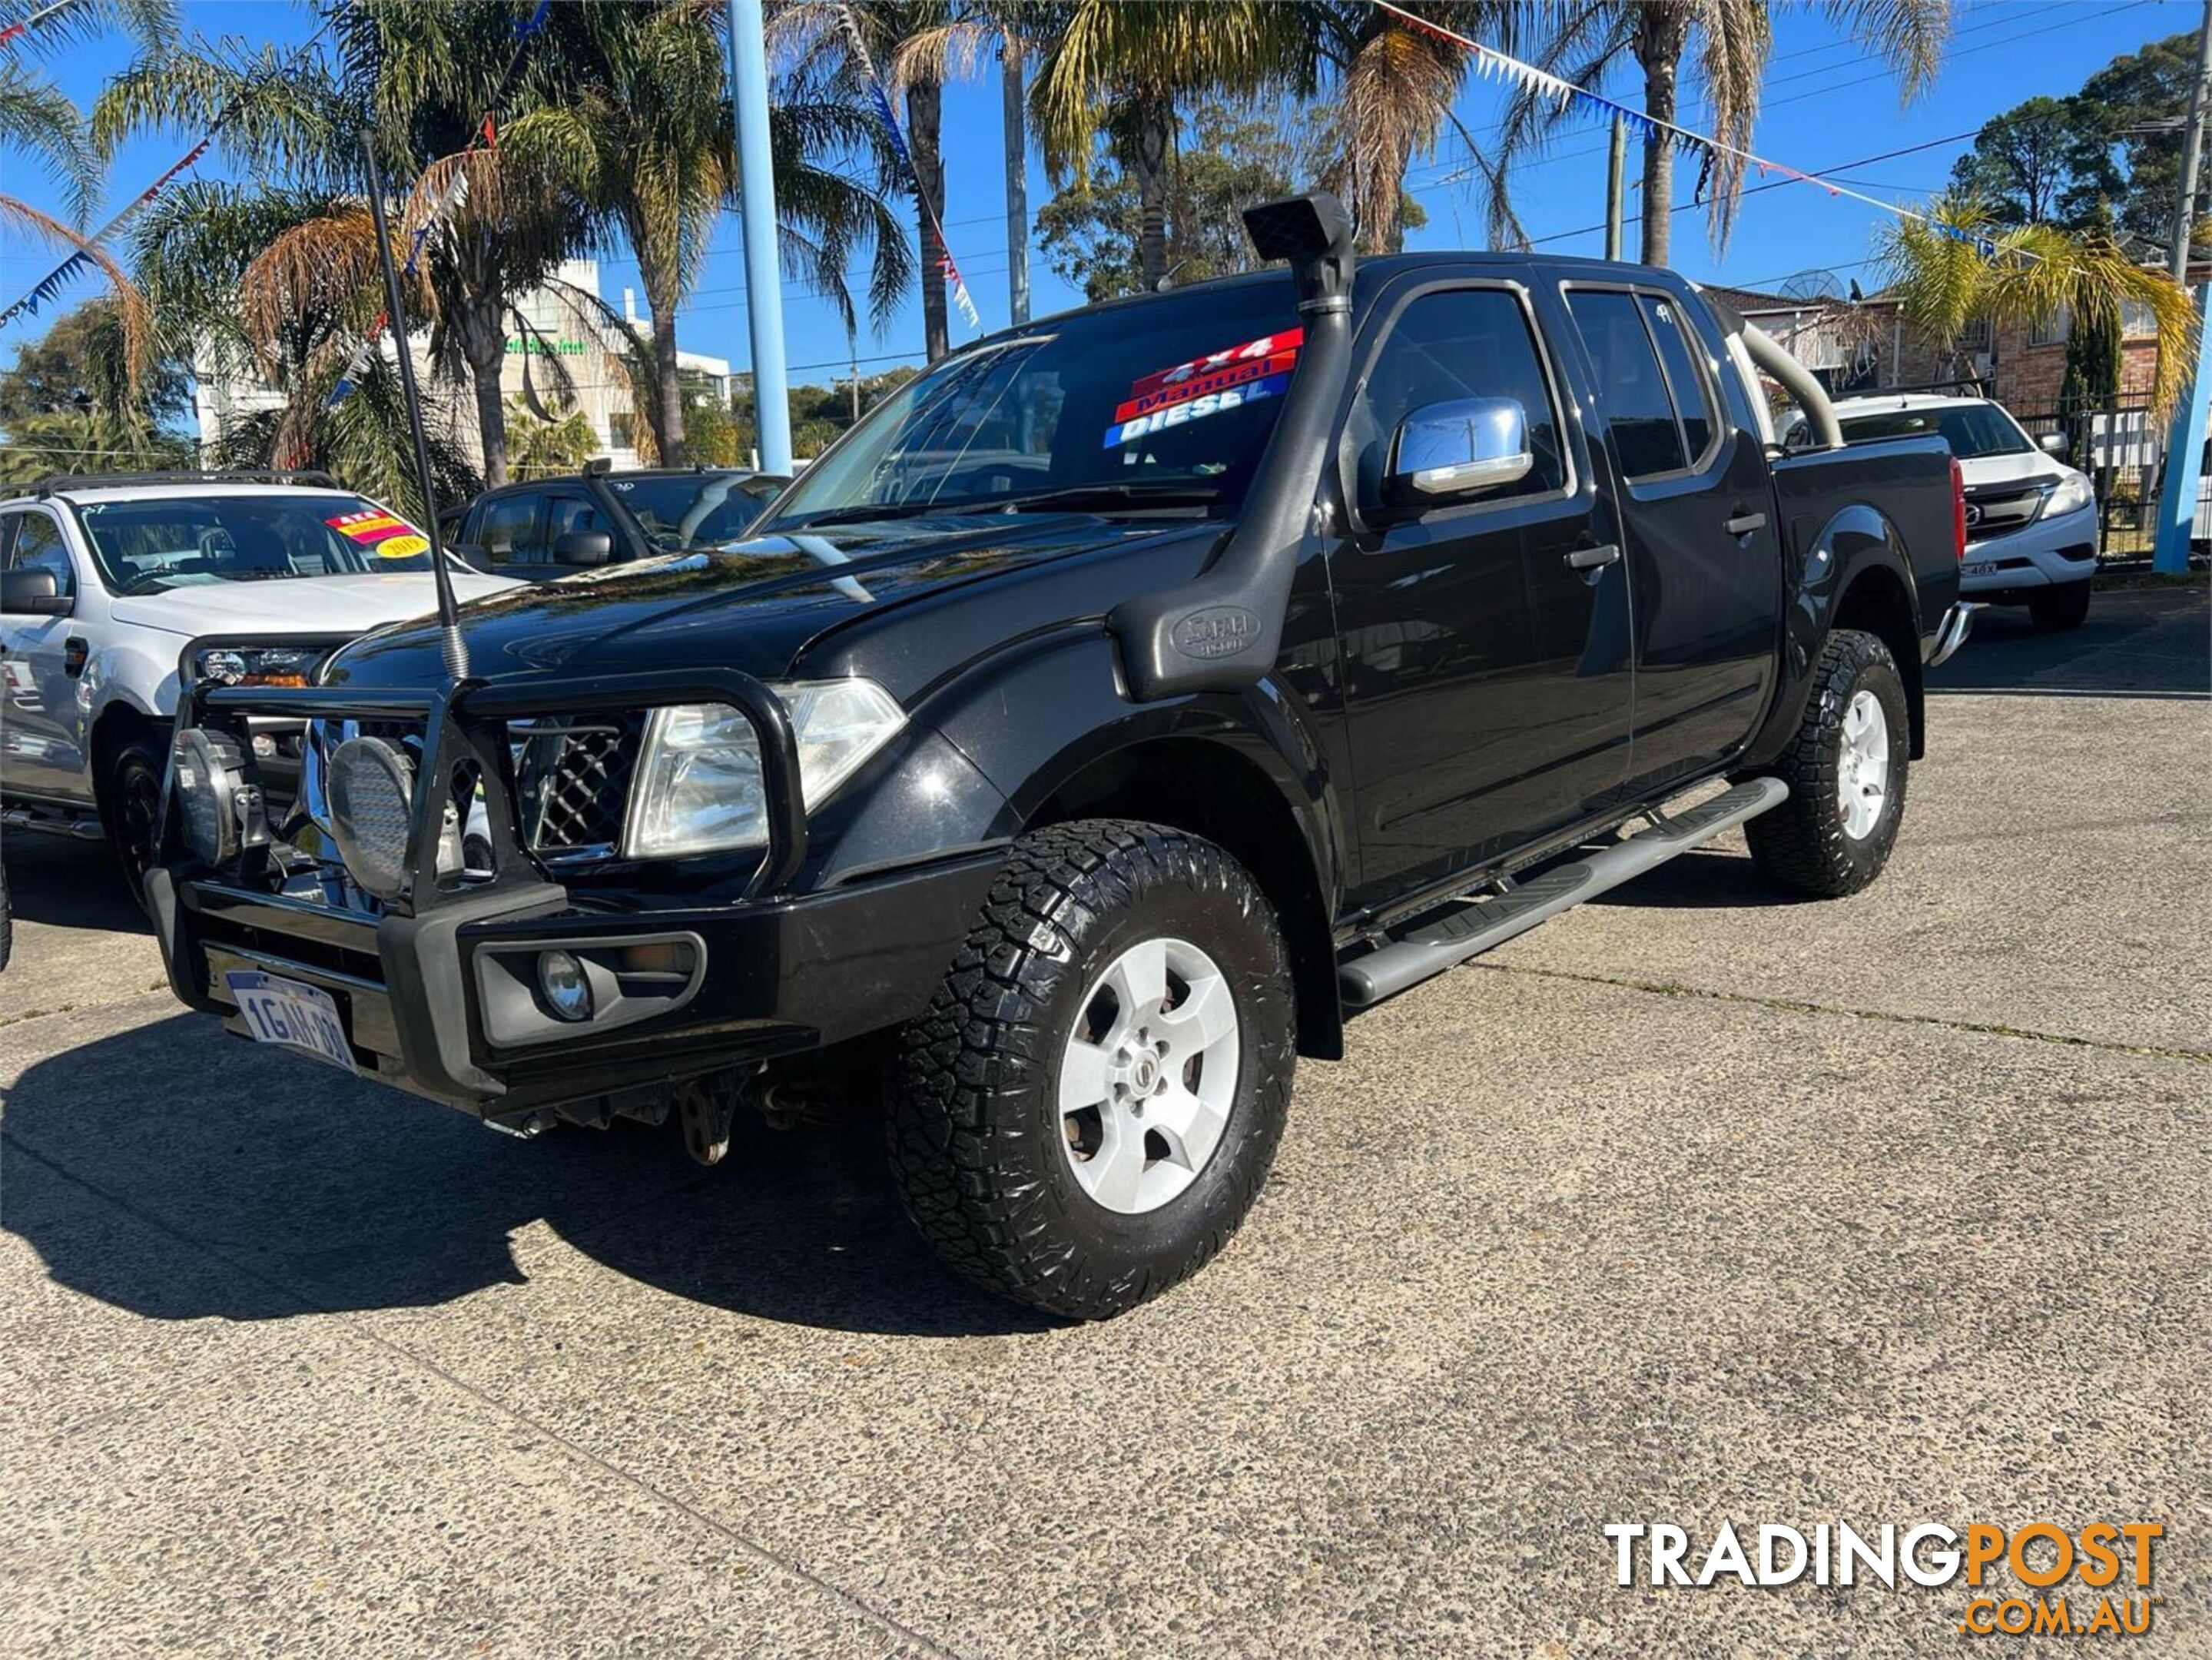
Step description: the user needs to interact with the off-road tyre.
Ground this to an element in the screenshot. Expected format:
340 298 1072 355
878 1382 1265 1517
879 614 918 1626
102 735 164 911
887 819 1295 1320
0 860 12 973
2029 578 2092 631
1742 628 1909 898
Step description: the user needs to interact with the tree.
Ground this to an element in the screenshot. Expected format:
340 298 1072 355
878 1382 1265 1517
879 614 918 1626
1029 1 1296 291
0 0 174 393
1037 100 1418 301
503 394 599 476
1879 191 2199 416
2078 32 2212 249
1489 0 1952 267
0 298 185 428
774 1 968 362
509 1 908 464
1948 95 2122 230
97 0 592 487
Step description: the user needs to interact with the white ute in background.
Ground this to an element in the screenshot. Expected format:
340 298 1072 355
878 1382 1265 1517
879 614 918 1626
0 473 516 894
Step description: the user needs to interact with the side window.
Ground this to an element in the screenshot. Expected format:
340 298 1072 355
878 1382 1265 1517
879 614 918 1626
1353 287 1568 516
1639 294 1719 462
1566 289 1688 480
476 493 546 563
7 512 76 598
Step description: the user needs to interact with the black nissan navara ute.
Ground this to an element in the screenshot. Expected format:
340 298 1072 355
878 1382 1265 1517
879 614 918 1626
146 195 1972 1320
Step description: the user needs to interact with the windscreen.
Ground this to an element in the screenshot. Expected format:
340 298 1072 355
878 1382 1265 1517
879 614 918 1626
1838 403 2032 460
76 493 441 594
608 473 781 549
762 277 1302 528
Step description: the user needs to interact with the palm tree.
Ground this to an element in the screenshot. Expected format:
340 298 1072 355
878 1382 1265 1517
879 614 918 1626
508 0 910 461
128 179 481 516
774 0 970 361
0 0 174 392
1879 192 2200 416
96 0 589 486
1487 0 1952 267
1028 1 1295 290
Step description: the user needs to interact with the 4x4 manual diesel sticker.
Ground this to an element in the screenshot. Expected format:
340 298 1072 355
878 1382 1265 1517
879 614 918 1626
326 507 430 560
1104 328 1303 448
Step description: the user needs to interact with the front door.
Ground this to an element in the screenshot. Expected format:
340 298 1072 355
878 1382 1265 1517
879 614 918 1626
1331 279 1635 912
0 507 92 802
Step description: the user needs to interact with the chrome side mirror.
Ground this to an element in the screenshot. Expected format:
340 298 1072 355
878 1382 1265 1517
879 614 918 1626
1386 397 1533 508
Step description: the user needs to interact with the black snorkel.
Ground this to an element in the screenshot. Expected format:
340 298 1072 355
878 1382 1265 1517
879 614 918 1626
1108 191 1357 701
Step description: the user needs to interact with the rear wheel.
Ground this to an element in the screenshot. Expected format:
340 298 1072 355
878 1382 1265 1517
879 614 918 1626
887 819 1295 1320
1743 629 1910 898
0 860 12 973
103 735 164 910
2028 578 2092 631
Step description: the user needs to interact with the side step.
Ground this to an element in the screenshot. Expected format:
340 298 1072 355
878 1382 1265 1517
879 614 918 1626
1338 777 1789 1009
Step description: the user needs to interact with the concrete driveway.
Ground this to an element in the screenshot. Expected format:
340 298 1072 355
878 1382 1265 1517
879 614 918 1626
3 584 2206 1658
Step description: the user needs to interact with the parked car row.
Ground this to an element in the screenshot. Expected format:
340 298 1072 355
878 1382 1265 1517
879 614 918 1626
0 463 789 902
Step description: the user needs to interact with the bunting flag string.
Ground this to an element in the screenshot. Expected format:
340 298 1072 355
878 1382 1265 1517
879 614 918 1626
0 0 88 49
328 0 553 406
0 11 341 333
1371 0 2021 264
837 2 980 332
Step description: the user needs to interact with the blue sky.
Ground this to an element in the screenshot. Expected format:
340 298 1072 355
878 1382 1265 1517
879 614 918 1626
2 0 2201 397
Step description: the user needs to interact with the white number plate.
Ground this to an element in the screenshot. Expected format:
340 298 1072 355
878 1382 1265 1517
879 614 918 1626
1962 560 1998 578
225 970 359 1075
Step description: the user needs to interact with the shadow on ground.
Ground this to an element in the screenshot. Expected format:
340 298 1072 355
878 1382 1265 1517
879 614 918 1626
2 1011 1048 1339
1928 583 2208 698
0 832 148 937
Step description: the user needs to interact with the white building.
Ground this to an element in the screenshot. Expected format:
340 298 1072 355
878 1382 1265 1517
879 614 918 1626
194 258 731 475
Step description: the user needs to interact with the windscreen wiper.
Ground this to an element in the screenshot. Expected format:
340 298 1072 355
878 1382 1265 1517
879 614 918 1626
995 483 1221 514
782 500 950 530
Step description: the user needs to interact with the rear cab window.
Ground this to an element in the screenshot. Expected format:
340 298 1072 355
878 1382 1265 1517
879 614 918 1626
1564 288 1724 480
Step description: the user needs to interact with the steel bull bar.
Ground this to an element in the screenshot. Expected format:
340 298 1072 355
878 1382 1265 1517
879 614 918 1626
147 667 819 1111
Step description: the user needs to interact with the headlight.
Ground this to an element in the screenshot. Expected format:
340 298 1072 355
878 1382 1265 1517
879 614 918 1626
624 679 906 858
189 645 321 688
2047 472 2093 516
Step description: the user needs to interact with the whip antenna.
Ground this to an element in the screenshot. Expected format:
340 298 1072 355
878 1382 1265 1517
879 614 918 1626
359 131 469 682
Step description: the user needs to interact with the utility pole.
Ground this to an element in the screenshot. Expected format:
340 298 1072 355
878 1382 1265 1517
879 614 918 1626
727 0 791 473
1605 115 1627 262
1003 35 1030 326
2173 0 2212 282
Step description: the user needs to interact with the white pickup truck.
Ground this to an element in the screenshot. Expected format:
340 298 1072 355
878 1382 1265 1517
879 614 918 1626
0 472 513 891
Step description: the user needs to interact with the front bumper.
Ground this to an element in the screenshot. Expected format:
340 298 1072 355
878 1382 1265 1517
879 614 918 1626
146 666 998 1114
1958 502 2098 596
148 852 999 1114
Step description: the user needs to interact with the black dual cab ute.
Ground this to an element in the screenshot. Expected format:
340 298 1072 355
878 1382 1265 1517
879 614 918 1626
446 463 789 580
148 195 1971 1320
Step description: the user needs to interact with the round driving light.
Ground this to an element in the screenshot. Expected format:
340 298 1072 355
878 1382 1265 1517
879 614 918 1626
327 735 416 900
171 727 246 865
537 951 594 1022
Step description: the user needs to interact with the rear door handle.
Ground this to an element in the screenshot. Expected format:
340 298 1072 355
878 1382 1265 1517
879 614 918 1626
1724 510 1768 536
1564 543 1620 571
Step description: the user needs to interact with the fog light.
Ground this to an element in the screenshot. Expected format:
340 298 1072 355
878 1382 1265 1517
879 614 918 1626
538 950 594 1022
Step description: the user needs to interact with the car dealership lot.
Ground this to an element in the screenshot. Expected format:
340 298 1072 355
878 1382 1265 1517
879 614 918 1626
2 585 2206 1658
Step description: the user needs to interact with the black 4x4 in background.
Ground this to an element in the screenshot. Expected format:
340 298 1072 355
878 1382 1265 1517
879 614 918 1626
146 194 1970 1320
450 463 788 579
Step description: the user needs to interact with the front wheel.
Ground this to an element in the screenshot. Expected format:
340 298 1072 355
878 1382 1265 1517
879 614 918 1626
103 735 165 910
2029 578 2093 631
1742 629 1910 898
887 820 1295 1320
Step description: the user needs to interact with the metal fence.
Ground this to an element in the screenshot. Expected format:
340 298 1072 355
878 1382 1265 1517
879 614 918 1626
2010 403 2178 565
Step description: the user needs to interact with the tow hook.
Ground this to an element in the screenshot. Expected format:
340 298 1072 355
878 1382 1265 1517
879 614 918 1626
676 1068 750 1166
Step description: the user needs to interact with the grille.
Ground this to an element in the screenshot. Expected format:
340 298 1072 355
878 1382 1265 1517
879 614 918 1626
515 715 645 853
1964 483 2051 542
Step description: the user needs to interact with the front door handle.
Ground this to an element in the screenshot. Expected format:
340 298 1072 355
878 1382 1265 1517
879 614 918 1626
1723 509 1768 536
1564 543 1620 571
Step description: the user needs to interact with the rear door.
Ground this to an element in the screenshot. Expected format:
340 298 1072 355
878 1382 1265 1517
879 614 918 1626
1331 274 1635 910
1559 282 1784 795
